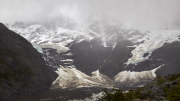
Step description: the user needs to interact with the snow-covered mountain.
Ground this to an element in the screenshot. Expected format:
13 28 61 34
125 30 180 65
6 17 180 90
100 30 180 82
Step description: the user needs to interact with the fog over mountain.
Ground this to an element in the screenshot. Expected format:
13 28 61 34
2 0 180 100
1 0 180 30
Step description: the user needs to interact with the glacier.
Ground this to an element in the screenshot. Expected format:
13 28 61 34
51 66 114 89
125 30 180 65
114 64 164 83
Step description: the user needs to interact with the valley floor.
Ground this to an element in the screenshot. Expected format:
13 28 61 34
12 87 104 101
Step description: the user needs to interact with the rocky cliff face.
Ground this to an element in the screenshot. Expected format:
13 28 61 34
0 23 57 100
99 40 133 78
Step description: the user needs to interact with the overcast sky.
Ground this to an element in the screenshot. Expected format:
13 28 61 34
0 0 180 30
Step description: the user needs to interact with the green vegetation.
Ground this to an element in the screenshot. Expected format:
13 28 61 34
101 72 180 101
169 74 180 81
167 85 180 101
157 79 165 85
101 88 126 101
101 88 142 101
163 80 180 101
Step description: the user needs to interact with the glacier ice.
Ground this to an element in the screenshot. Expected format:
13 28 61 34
125 30 180 65
51 66 114 89
114 64 164 82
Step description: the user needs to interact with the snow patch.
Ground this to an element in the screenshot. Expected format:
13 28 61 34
61 59 74 62
91 70 105 81
69 92 103 101
64 52 73 56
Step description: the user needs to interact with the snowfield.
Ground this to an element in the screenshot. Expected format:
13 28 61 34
125 30 180 65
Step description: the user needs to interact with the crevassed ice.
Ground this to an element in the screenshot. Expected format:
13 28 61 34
125 30 180 65
51 66 113 89
31 42 43 53
40 40 73 53
51 66 98 89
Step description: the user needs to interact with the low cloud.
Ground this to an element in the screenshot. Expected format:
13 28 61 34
0 0 180 30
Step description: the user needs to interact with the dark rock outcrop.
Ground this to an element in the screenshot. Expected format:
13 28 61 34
100 39 180 79
41 39 112 76
0 23 58 100
99 40 134 78
70 39 112 75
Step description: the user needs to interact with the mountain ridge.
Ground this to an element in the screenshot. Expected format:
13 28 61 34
6 21 180 90
0 23 58 100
